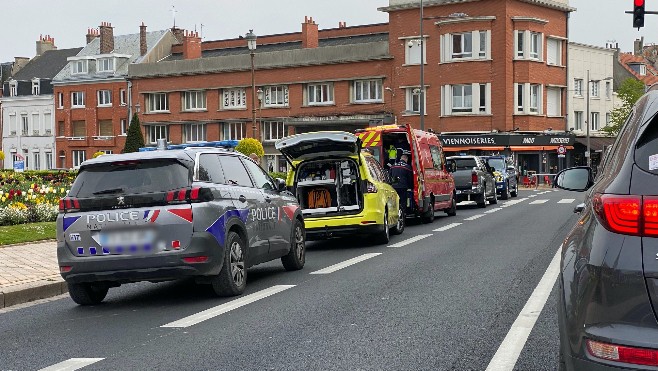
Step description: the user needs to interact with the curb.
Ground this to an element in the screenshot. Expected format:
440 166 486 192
0 239 56 249
0 279 68 309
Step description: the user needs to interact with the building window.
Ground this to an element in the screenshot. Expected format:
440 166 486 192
57 121 65 137
183 123 206 142
574 111 583 130
307 83 334 105
98 120 113 137
591 112 600 131
32 78 40 95
451 84 472 113
546 38 562 66
21 115 28 135
33 153 41 171
606 81 611 99
516 31 524 58
353 79 383 103
146 93 169 112
405 88 425 114
32 113 39 135
629 63 646 75
120 89 126 105
530 32 541 59
515 83 542 114
44 112 51 135
574 79 583 96
45 152 53 170
641 64 647 75
262 121 285 142
547 87 562 117
264 86 288 107
99 150 113 155
606 112 611 126
442 83 490 115
71 60 88 74
57 92 64 108
72 121 86 137
530 84 540 113
183 91 207 111
515 31 542 60
224 122 245 141
97 57 114 72
23 150 29 170
591 81 599 98
442 31 490 62
72 150 86 168
452 32 472 59
222 88 246 109
9 81 17 96
516 84 524 113
97 90 112 106
405 37 426 65
148 125 168 144
58 150 66 169
71 91 85 108
120 119 127 135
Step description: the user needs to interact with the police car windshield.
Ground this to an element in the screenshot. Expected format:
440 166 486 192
486 158 506 172
70 159 191 197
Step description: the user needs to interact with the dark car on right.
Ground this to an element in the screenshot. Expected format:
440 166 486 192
483 155 518 199
555 87 658 370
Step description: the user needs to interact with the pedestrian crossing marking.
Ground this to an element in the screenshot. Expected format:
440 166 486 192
529 199 549 204
433 223 462 232
484 208 502 214
558 198 575 204
39 358 105 371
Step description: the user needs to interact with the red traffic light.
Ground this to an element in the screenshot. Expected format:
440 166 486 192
635 0 645 6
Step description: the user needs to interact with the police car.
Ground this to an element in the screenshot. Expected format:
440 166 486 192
57 141 305 305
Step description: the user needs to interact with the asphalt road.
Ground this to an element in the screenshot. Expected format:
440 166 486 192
0 188 583 371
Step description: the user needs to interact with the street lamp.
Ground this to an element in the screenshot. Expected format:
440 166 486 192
585 70 613 167
246 29 257 138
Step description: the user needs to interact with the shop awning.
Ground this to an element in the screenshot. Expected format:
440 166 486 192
574 137 616 152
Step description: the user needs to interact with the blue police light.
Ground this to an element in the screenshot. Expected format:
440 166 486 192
138 140 239 152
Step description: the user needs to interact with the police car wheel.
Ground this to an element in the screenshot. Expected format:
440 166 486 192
501 183 510 200
490 189 498 204
375 209 390 244
282 219 305 271
510 185 518 198
212 231 247 297
392 207 405 235
67 282 109 306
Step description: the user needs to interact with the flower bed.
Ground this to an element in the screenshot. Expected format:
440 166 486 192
0 170 75 225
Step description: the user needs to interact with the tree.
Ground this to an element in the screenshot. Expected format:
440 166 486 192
235 138 265 158
602 78 645 136
0 150 4 162
123 113 145 153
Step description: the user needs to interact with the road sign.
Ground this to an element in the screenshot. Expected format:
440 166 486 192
13 160 24 172
557 145 567 155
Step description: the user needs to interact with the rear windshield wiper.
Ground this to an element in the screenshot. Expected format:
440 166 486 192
93 188 125 195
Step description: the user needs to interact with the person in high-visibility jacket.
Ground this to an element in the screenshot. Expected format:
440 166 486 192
387 145 398 168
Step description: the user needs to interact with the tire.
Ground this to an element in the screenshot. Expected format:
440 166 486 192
374 209 390 244
500 182 510 200
211 231 247 297
476 189 487 208
67 282 109 305
421 197 435 223
490 188 498 204
445 196 457 217
510 183 518 198
282 219 305 271
392 206 405 235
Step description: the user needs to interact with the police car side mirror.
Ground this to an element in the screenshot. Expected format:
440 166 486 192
274 178 287 192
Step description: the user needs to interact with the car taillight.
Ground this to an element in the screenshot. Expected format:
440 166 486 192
59 197 80 213
471 172 479 186
166 187 213 204
587 339 658 366
366 181 378 193
593 194 658 237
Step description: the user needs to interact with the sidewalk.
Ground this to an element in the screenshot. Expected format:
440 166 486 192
0 240 67 309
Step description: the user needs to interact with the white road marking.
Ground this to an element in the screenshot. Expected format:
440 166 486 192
484 208 502 214
433 223 462 231
39 358 104 371
162 285 295 328
558 198 575 204
311 253 382 273
485 249 560 371
501 198 527 208
528 195 537 198
529 199 549 205
464 214 486 221
387 235 433 248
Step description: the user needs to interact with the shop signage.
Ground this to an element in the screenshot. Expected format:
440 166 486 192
439 133 575 147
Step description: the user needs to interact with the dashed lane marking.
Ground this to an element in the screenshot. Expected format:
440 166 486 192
501 198 528 208
558 198 575 204
484 208 502 214
39 358 105 371
433 223 462 231
387 235 433 248
161 285 295 328
485 249 560 371
528 195 537 198
464 214 486 221
310 253 383 273
529 199 549 204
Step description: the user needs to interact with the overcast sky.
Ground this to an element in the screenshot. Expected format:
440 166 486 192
0 0 652 62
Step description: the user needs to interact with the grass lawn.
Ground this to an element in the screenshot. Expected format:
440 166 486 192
0 222 56 246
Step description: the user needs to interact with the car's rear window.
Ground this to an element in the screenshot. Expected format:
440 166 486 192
70 159 191 197
453 158 477 170
635 116 658 175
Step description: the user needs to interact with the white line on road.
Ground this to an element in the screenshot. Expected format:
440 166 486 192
484 208 501 214
528 195 537 198
387 235 433 248
501 198 527 208
464 214 486 221
558 198 575 204
485 249 560 371
311 253 383 273
162 285 295 328
529 199 549 205
39 358 105 371
433 223 462 231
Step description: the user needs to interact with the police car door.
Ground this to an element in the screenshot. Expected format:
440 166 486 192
217 155 270 265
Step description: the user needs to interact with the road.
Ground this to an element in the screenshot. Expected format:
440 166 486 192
0 189 581 371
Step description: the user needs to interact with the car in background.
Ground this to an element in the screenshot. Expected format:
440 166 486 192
483 155 518 199
276 131 403 244
446 155 497 208
57 143 305 305
554 87 658 370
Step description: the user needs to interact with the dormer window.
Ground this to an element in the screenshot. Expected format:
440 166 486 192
31 78 40 95
629 62 647 76
71 60 88 74
8 80 17 96
98 57 114 72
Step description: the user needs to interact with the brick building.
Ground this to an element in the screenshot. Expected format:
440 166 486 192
53 22 179 168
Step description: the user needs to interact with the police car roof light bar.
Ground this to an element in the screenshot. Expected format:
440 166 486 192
138 140 239 152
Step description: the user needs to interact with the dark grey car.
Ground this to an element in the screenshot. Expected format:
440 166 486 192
555 88 658 370
57 148 305 305
446 155 497 207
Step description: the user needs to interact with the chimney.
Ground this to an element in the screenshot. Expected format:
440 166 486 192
140 22 147 56
171 27 185 44
634 37 644 56
99 22 114 54
339 21 347 28
182 30 202 59
36 34 57 56
12 57 30 75
86 28 100 44
301 16 319 48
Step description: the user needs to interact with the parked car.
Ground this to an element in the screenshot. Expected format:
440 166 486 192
483 155 518 199
276 131 403 243
355 124 457 223
57 143 305 305
554 87 658 370
446 155 497 207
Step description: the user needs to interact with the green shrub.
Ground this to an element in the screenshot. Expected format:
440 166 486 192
235 138 265 158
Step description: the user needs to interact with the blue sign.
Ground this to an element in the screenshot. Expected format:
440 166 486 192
13 160 24 172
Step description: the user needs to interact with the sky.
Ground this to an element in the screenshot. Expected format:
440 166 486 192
0 0 653 62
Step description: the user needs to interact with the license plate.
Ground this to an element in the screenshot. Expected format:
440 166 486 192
99 229 154 247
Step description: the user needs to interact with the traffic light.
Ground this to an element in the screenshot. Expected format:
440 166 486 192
634 0 645 28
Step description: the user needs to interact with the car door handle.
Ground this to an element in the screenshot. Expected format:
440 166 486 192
238 195 247 203
265 197 272 203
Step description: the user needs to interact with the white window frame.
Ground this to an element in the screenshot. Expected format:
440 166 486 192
120 119 127 135
353 79 383 103
451 84 472 113
529 32 541 59
32 78 40 95
263 86 289 107
515 31 524 58
546 87 562 117
405 37 426 65
120 89 126 105
45 152 53 170
183 91 207 111
33 152 41 171
442 83 491 115
605 81 611 99
71 91 85 108
71 60 88 75
514 83 543 115
57 92 64 108
147 93 169 113
148 125 168 144
224 122 245 141
442 31 490 63
591 81 600 98
97 57 114 72
546 38 562 66
21 115 29 135
72 150 86 168
97 90 112 107
641 64 647 75
183 123 207 142
514 30 543 61
405 88 426 114
574 111 583 130
307 83 334 105
591 112 600 131
606 112 611 126
262 121 286 142
9 81 17 97
222 88 247 109
574 79 583 97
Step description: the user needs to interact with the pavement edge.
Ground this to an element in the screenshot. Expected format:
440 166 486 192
1 279 68 309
